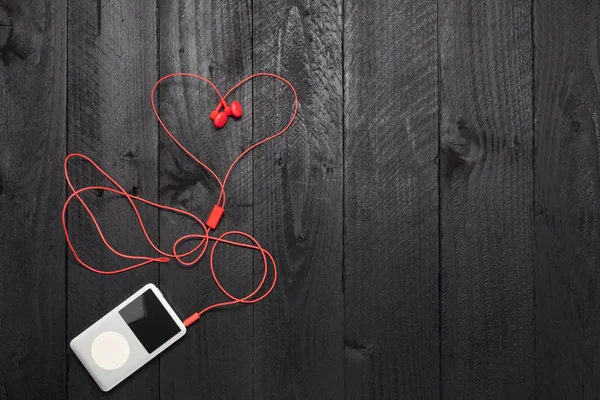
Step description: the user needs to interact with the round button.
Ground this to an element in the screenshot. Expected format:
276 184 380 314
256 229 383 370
91 331 130 370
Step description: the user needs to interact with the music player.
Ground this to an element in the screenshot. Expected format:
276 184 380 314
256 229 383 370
70 284 186 392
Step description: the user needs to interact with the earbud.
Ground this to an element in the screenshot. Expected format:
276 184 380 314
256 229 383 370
212 111 229 129
210 99 243 129
229 100 242 118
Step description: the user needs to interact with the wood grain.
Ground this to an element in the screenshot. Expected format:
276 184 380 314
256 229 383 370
0 1 66 398
67 0 158 398
252 0 344 399
9 1 600 398
439 1 534 398
534 1 600 398
158 1 254 399
344 1 439 399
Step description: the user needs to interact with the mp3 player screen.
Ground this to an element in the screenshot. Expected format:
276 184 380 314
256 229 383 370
119 289 181 353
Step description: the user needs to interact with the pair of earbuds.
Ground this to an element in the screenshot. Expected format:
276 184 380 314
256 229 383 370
209 98 243 128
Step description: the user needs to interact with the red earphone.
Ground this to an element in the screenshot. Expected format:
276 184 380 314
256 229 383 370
209 98 243 128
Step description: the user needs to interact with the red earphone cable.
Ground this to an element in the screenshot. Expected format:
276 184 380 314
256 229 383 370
63 73 298 327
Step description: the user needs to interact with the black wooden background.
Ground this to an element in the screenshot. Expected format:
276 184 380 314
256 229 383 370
1 0 599 399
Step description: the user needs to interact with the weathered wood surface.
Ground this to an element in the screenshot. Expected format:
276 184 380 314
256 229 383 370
534 1 600 399
439 1 535 399
2 0 600 399
344 1 439 399
0 1 66 399
253 1 344 399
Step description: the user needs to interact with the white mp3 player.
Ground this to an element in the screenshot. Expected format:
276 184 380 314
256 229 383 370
70 284 187 391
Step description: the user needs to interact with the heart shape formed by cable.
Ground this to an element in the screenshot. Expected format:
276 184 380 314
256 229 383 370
151 72 298 210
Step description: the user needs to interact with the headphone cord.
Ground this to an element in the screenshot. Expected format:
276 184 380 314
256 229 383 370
62 72 299 327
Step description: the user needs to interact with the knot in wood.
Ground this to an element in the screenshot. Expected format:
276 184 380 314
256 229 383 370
0 7 13 49
443 121 482 164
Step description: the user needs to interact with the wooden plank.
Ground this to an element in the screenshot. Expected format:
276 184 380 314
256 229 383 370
344 1 439 399
439 1 534 398
534 1 600 398
0 1 66 398
157 1 254 399
66 0 158 398
252 1 344 399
